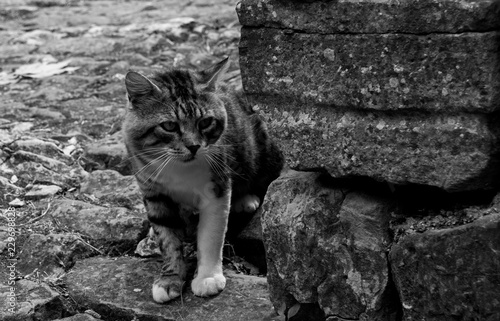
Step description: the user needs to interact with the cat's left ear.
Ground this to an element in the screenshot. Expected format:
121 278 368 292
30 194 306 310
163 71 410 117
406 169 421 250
125 71 161 101
197 57 229 92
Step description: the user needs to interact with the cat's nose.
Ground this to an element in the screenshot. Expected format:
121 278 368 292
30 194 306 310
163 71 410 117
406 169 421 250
186 144 201 155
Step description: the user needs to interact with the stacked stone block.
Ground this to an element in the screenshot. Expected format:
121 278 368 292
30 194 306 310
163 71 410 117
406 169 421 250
237 0 500 320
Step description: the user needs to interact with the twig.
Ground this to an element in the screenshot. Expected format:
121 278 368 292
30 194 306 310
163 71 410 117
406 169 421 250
14 202 51 227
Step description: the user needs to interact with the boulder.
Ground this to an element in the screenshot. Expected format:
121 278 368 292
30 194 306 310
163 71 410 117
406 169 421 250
390 213 500 321
237 0 500 34
64 256 275 321
261 170 398 320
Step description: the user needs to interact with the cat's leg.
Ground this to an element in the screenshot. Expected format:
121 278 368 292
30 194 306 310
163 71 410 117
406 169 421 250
144 195 187 303
191 188 230 297
150 224 186 303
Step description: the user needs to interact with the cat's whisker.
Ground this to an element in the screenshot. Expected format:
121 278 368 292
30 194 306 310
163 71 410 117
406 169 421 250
144 155 174 193
135 153 171 179
204 154 229 182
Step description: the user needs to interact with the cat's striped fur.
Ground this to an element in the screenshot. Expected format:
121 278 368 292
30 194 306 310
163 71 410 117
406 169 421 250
123 58 283 302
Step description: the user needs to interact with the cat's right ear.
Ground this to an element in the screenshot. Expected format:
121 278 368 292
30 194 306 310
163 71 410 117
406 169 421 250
125 71 161 101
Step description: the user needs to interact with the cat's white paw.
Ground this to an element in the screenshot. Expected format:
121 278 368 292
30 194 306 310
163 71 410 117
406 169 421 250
233 194 260 213
152 276 183 303
191 273 226 297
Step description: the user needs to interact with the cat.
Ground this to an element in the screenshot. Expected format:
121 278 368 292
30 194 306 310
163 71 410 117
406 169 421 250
123 58 284 302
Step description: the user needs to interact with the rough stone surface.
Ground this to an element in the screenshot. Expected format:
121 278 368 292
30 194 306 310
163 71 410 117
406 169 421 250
17 233 94 276
83 132 132 175
261 170 397 320
390 213 500 321
240 28 500 113
47 199 148 249
80 169 144 211
1 279 65 321
255 98 499 192
54 314 100 321
65 256 275 321
10 151 88 188
237 0 500 34
25 184 63 200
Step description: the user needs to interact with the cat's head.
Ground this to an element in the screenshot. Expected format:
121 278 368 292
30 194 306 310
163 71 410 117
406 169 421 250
123 58 229 163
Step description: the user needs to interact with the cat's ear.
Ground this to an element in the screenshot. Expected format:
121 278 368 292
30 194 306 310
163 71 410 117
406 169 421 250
197 57 229 92
125 71 161 100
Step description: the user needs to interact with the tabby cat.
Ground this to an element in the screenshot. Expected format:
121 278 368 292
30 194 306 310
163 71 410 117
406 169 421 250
123 58 283 302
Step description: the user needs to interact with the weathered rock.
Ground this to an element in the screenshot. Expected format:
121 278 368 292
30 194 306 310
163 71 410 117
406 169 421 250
237 0 500 34
25 184 62 200
79 169 143 211
47 199 148 251
240 28 500 113
53 314 100 321
1 278 65 321
0 176 23 200
17 233 95 276
261 170 398 320
255 99 499 192
83 132 132 175
390 213 500 321
65 256 275 321
10 138 74 165
10 151 88 188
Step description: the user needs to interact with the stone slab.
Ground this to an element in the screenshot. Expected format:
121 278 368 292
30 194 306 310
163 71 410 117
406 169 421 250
1 278 64 321
240 28 500 113
80 169 144 211
237 0 500 34
252 97 500 192
261 170 397 320
64 256 275 321
390 213 500 321
17 233 94 276
47 199 148 249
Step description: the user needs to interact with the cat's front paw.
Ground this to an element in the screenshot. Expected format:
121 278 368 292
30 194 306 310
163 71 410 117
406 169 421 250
233 194 260 213
152 275 184 303
191 273 226 297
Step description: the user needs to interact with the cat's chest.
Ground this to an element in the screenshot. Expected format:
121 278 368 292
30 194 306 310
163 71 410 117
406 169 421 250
160 159 213 207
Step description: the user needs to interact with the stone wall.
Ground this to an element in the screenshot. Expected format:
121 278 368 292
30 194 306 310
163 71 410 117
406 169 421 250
237 0 500 320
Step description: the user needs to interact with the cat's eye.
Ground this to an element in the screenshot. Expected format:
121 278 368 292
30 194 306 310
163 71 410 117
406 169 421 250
198 117 213 130
161 121 178 132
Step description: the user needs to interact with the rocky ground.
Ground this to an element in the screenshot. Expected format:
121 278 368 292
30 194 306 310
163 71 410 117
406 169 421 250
0 1 277 320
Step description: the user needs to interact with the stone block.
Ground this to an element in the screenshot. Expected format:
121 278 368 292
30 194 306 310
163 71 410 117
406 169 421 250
390 213 500 320
237 0 500 34
261 170 398 319
240 28 500 113
64 256 275 321
255 98 499 191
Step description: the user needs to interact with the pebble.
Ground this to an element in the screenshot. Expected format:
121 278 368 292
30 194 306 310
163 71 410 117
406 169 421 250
24 184 62 200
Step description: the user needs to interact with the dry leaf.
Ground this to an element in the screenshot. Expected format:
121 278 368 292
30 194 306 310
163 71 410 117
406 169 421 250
15 60 79 79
